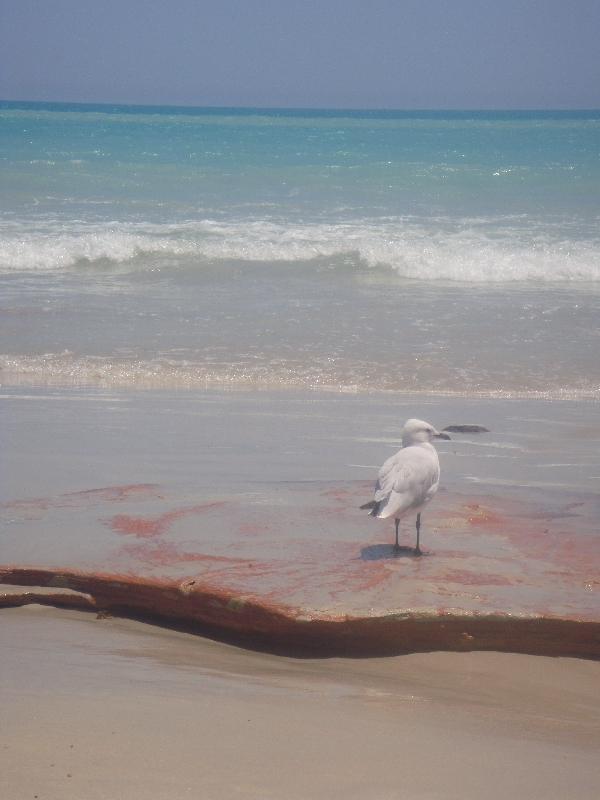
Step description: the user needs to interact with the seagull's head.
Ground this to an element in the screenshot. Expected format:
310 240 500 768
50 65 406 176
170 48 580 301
402 418 451 446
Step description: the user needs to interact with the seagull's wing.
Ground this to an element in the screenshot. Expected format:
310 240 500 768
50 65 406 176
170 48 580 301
373 450 408 502
373 446 439 520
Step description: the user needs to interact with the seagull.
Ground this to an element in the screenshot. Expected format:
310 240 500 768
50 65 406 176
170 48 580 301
360 419 450 556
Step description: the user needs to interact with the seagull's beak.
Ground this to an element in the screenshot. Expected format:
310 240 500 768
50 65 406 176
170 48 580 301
434 430 451 440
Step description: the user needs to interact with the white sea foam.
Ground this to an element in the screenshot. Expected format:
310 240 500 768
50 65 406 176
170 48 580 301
2 353 598 399
1 217 599 282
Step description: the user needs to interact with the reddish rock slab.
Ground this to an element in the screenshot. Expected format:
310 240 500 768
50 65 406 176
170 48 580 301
1 481 599 657
0 584 96 612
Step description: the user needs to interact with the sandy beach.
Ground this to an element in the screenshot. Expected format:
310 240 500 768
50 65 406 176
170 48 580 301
2 387 599 798
1 604 599 800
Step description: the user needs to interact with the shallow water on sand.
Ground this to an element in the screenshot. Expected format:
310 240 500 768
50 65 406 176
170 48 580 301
2 267 600 397
2 387 599 503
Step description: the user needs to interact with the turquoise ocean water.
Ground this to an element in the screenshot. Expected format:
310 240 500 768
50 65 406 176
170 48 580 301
1 102 599 395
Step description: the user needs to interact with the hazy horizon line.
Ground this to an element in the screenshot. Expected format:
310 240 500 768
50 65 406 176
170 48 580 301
2 98 599 114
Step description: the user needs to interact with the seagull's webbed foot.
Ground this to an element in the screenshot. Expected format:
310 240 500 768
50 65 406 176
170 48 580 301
413 546 423 557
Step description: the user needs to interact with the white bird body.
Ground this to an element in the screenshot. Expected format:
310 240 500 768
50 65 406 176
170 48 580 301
372 441 440 520
361 418 449 554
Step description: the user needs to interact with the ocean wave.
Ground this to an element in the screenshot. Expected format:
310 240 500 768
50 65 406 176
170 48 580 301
1 217 599 282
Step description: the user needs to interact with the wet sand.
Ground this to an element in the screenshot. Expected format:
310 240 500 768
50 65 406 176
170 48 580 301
1 605 599 800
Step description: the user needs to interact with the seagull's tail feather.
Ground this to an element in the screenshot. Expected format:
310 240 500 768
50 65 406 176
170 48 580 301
360 500 380 516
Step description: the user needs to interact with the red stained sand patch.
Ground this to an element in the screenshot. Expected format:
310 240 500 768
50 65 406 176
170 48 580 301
332 561 392 597
2 484 161 513
107 501 228 539
66 484 161 502
499 518 599 571
238 521 271 536
3 486 599 658
2 497 53 513
440 570 515 587
320 487 356 501
464 504 506 527
110 514 164 538
120 540 248 568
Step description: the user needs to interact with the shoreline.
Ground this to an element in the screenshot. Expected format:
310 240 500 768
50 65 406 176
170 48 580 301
2 367 600 400
2 572 599 660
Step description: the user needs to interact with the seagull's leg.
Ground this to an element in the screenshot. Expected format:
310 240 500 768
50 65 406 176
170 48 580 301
414 513 422 556
394 518 400 552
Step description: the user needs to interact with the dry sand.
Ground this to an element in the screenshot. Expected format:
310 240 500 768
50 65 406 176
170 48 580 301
1 604 599 800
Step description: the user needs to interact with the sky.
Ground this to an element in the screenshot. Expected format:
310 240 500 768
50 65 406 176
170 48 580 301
1 0 599 109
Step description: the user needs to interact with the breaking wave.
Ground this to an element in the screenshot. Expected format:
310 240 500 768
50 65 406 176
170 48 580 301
1 217 599 282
